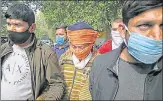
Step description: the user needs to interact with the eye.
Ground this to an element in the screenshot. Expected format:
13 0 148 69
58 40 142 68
15 24 21 28
7 23 11 26
59 33 64 35
137 24 152 31
71 45 76 49
112 28 117 31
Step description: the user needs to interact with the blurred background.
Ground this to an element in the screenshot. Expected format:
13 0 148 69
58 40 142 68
1 0 123 47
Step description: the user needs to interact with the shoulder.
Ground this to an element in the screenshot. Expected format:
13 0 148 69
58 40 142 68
91 48 120 72
98 39 112 54
93 50 114 65
60 49 73 64
1 42 8 50
41 44 53 53
1 42 11 54
37 40 56 57
102 39 112 46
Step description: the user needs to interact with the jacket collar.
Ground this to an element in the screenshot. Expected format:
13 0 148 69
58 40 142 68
105 43 125 75
106 43 162 76
155 57 162 71
1 34 40 58
55 41 69 49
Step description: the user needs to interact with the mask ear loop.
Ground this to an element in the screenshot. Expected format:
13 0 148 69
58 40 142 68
123 25 130 46
124 25 131 34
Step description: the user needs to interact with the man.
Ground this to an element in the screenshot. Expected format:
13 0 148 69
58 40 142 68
98 18 124 54
1 4 64 100
60 22 98 100
52 25 69 60
90 0 162 100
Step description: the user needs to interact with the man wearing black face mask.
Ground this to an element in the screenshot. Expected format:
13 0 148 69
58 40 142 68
1 4 65 100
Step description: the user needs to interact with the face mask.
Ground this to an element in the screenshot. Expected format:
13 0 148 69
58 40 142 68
8 28 31 44
56 36 65 45
70 44 93 60
111 30 123 50
125 26 162 64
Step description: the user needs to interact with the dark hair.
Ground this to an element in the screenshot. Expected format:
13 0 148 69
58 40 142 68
56 25 67 30
122 0 162 26
5 4 35 26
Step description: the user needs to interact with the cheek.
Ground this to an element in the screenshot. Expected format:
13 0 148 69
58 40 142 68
15 26 29 32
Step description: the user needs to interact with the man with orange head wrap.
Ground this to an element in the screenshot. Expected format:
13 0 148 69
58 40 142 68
60 22 98 100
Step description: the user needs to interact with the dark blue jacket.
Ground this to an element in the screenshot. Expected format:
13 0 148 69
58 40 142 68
52 43 69 60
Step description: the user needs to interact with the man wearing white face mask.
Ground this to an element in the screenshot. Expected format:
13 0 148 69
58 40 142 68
98 18 124 54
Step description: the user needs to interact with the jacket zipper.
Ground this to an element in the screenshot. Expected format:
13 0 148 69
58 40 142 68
143 74 148 100
113 78 119 100
26 50 35 99
68 67 77 99
113 58 120 100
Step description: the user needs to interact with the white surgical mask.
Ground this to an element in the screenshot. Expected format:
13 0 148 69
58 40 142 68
111 30 123 50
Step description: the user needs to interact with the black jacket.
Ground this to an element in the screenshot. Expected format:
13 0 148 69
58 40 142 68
89 44 162 100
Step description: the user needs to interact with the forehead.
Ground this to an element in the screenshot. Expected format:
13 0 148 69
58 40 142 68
129 7 162 25
71 43 89 46
112 22 121 28
7 18 27 24
56 28 66 33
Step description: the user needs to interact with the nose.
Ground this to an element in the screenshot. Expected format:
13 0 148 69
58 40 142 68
150 25 162 40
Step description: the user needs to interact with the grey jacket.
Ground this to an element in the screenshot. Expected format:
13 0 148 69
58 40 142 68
1 35 65 100
89 43 162 100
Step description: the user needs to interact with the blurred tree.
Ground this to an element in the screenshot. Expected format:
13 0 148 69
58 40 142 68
1 0 43 36
1 0 123 41
42 0 123 40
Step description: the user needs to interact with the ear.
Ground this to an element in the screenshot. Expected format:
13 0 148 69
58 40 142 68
118 24 126 38
29 23 36 33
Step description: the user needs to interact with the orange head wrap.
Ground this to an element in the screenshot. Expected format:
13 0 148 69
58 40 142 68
68 29 98 60
67 29 98 44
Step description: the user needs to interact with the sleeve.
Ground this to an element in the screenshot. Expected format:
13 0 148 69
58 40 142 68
37 51 65 100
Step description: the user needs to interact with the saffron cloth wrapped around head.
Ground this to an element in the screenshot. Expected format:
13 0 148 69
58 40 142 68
67 22 98 60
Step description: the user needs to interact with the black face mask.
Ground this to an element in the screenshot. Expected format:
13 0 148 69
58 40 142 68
8 29 31 44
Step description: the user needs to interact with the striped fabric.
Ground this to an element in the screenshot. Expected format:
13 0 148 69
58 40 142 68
60 49 98 100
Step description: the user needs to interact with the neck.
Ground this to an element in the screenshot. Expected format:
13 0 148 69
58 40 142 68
16 34 33 47
120 47 138 63
58 40 67 49
59 44 64 49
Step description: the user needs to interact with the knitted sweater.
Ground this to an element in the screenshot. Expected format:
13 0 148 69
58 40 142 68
60 49 98 100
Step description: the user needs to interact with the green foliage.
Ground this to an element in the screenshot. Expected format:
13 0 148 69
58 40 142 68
1 0 123 40
41 0 123 39
1 0 43 36
35 11 51 39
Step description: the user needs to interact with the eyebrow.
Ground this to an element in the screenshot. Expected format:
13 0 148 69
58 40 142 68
136 20 155 25
7 21 23 25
